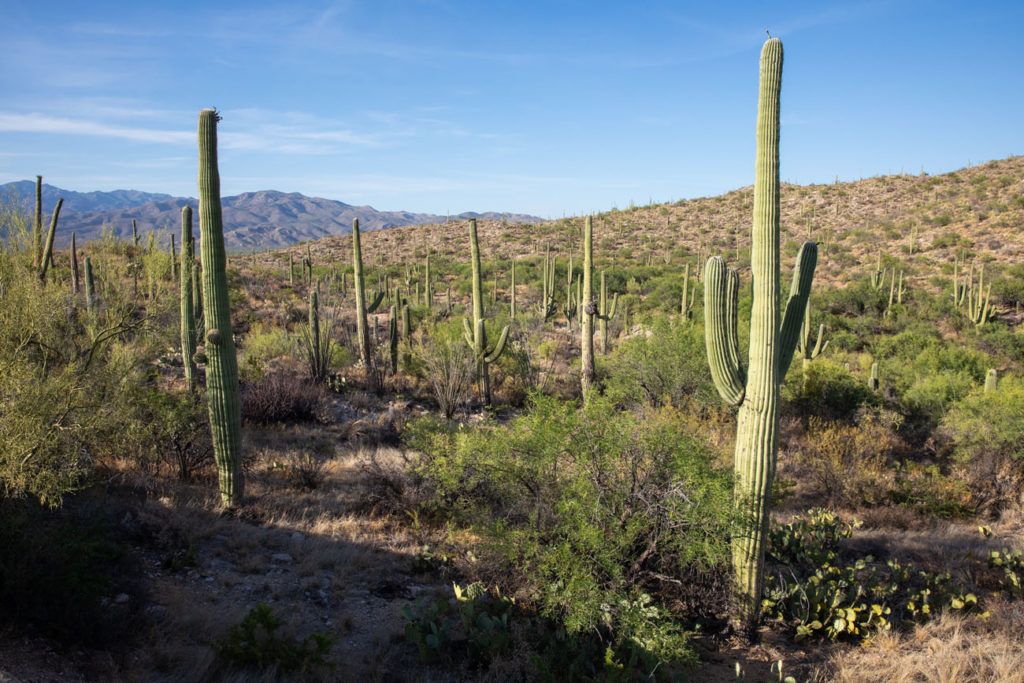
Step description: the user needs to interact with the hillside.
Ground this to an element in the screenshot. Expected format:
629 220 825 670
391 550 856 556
0 182 541 250
283 156 1024 290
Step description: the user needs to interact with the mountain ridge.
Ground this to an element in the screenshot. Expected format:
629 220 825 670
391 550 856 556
0 181 543 250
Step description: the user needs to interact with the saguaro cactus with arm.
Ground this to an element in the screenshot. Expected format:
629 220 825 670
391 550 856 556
703 38 816 635
197 109 244 507
463 219 509 405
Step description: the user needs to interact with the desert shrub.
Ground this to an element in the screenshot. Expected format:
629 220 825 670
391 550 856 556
238 324 295 379
405 394 734 670
240 370 324 424
941 376 1024 513
784 360 878 421
214 604 333 677
604 316 715 408
792 414 899 507
417 333 474 419
144 389 214 480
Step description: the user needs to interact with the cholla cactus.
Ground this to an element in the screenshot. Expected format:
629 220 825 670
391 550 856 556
196 108 243 507
702 37 817 633
462 219 509 405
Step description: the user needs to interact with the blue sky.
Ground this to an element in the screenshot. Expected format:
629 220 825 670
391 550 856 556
0 1 1021 217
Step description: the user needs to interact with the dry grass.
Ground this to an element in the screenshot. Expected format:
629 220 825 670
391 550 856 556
826 602 1024 683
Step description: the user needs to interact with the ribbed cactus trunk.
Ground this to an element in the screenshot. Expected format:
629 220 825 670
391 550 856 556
84 256 95 311
702 38 816 636
38 198 62 283
510 258 516 320
352 218 374 371
71 233 80 294
197 109 243 508
581 216 595 395
985 368 998 393
424 253 432 310
132 219 139 248
180 206 197 392
470 219 491 403
33 176 42 270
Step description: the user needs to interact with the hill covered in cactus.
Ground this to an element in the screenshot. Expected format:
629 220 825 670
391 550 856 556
283 155 1024 291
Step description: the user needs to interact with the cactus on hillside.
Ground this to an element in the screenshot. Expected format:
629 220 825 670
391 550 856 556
796 298 828 371
538 247 557 321
868 362 880 391
703 37 817 634
581 216 597 394
388 304 399 373
985 368 998 393
510 258 517 320
352 217 386 372
680 262 695 320
84 255 95 312
870 254 886 290
197 108 244 508
132 219 139 248
70 232 80 294
462 219 510 406
37 198 62 283
424 253 432 310
598 270 618 356
180 206 197 392
33 175 42 270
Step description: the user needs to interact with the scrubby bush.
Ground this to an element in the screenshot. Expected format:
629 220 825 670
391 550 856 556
784 360 878 421
240 370 325 423
405 394 734 670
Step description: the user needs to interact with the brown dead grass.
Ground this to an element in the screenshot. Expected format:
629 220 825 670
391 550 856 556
826 602 1024 683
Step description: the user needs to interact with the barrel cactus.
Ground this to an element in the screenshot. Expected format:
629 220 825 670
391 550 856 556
197 109 244 507
703 37 817 633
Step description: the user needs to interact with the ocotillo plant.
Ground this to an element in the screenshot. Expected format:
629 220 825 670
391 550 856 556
352 217 386 372
180 206 197 392
598 270 618 356
197 108 244 508
84 256 95 312
985 368 998 393
462 219 509 405
37 198 62 283
70 232 80 294
703 37 817 634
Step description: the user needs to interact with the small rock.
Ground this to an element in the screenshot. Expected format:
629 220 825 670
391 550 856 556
290 532 305 543
114 593 130 604
271 553 294 563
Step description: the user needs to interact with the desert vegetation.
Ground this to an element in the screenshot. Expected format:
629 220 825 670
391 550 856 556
2 36 1023 683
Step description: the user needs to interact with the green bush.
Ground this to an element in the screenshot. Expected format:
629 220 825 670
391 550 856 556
783 360 878 421
215 604 334 677
604 316 716 408
405 394 734 670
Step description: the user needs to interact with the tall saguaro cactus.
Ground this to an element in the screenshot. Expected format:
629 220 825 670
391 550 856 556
37 198 62 283
703 38 816 634
180 206 197 392
352 217 386 372
580 216 598 394
197 109 243 508
84 256 95 311
463 219 509 405
598 270 618 356
70 232 80 294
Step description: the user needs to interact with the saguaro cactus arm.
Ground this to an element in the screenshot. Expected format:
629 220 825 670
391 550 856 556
704 256 745 406
484 324 510 364
778 242 818 378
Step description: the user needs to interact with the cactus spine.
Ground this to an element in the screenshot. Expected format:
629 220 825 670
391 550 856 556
703 38 816 633
37 198 62 283
462 219 509 405
180 206 197 392
71 232 80 294
197 109 243 508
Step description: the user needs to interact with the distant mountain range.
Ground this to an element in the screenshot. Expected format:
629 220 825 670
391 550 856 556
0 181 542 250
